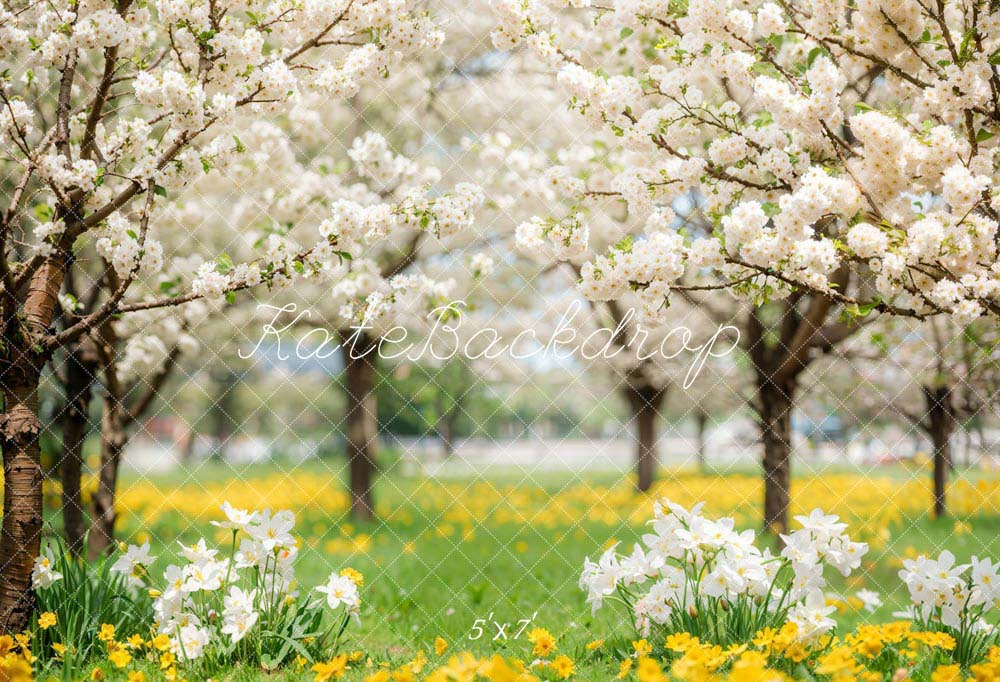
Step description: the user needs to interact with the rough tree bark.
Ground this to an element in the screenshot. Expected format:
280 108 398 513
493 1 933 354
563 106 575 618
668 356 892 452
623 384 667 493
59 339 99 555
0 378 45 632
758 376 796 535
340 330 379 520
924 385 955 519
0 252 68 631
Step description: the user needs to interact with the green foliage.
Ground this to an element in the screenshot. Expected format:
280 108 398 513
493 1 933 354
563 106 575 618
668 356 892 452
34 535 153 668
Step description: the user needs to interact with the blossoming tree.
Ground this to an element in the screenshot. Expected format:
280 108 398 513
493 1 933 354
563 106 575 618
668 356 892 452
0 0 482 631
491 0 1000 530
281 131 487 520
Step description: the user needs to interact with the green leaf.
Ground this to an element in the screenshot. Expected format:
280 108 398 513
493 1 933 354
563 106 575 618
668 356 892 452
806 46 829 67
761 201 781 217
153 185 167 197
620 27 634 39
33 203 54 221
614 234 634 253
215 253 234 274
225 291 236 304
976 128 994 143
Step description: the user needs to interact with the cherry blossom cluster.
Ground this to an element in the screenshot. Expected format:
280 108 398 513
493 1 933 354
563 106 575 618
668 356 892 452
580 500 868 642
1 0 453 334
492 0 1000 323
174 131 483 305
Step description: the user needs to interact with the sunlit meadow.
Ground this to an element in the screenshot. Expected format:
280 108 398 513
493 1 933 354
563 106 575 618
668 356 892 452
24 458 998 680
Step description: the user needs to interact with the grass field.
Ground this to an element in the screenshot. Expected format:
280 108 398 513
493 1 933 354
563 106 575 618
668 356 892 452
52 456 998 680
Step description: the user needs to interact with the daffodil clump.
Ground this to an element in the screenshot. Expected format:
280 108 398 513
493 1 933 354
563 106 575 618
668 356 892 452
898 551 1000 667
580 499 1000 679
581 501 869 647
31 502 362 678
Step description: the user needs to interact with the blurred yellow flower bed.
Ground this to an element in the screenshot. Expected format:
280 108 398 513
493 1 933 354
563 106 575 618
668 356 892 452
56 470 998 547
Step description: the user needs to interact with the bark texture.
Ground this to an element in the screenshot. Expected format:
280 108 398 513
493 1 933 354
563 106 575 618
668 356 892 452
624 384 667 493
758 377 796 534
340 330 379 521
924 385 955 519
0 251 68 631
0 380 44 632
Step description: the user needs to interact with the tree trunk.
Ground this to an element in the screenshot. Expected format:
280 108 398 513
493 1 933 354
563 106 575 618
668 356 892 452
0 252 68 631
59 342 98 556
87 397 126 558
624 385 666 493
759 377 796 535
340 331 378 521
209 369 240 460
439 417 454 459
694 408 709 472
0 377 45 632
924 385 955 519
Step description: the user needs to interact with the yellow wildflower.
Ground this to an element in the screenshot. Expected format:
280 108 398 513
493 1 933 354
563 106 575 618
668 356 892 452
551 655 574 679
527 628 557 657
341 567 364 587
931 664 961 682
434 636 449 656
37 612 56 630
632 638 653 657
159 651 176 669
665 632 698 653
313 654 349 681
150 634 171 651
108 648 132 669
636 656 666 682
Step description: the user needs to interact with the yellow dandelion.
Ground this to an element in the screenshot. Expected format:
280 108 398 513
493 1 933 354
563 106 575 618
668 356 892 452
312 653 349 681
551 655 575 679
108 648 131 669
527 628 557 657
340 567 364 587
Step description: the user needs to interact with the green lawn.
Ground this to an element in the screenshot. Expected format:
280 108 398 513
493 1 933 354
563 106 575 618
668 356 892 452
44 458 1000 680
